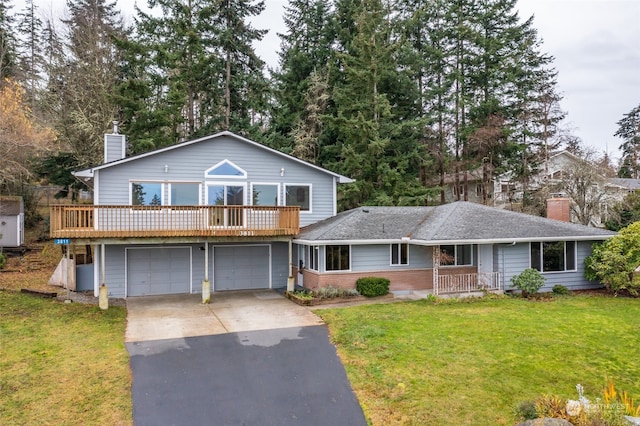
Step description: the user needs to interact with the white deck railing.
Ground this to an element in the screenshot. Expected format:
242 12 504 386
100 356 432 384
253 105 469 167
438 272 502 294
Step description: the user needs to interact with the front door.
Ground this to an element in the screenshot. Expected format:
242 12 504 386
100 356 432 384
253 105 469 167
207 184 245 226
477 244 494 288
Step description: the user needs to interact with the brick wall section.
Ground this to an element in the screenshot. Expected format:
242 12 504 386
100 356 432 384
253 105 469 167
546 198 571 222
299 266 479 292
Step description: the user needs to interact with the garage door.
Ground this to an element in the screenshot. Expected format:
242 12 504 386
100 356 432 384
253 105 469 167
127 247 191 296
214 246 270 291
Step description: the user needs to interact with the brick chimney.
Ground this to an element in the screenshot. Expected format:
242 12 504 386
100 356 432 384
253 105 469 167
546 197 571 222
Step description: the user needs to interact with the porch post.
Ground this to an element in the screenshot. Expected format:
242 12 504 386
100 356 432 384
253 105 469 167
202 242 210 304
99 243 108 310
432 245 440 296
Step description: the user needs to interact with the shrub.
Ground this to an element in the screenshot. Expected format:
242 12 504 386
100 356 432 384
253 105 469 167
552 284 569 295
355 277 390 297
511 268 546 296
516 400 538 420
0 252 6 270
585 222 640 296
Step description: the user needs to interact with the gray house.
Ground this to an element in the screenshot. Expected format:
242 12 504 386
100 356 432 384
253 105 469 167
51 131 352 298
50 131 614 298
293 202 615 294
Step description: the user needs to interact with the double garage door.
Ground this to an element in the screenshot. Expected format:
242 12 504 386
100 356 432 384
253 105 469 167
126 245 270 296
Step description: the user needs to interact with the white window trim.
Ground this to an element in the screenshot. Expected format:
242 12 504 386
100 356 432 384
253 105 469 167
249 182 281 206
529 241 578 274
284 183 313 213
205 182 248 205
307 245 320 272
129 180 165 206
167 182 202 206
204 159 247 179
440 244 474 267
324 244 351 272
390 243 410 266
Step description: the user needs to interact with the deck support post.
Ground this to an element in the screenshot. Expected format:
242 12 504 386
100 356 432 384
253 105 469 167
202 242 210 304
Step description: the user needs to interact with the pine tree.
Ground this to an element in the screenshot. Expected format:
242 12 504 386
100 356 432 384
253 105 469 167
616 103 640 178
0 0 17 82
16 0 45 110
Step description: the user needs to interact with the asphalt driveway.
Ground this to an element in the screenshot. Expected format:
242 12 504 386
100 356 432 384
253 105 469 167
125 291 367 425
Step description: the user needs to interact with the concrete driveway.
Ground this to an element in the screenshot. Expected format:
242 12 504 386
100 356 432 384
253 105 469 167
125 290 324 342
125 291 367 425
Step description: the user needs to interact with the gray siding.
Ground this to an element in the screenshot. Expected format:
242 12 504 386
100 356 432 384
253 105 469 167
0 214 22 247
500 241 601 292
271 242 290 288
350 244 431 272
96 135 337 226
104 134 126 163
102 241 288 298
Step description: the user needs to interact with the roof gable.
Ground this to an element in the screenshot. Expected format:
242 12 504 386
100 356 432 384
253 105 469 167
75 131 353 183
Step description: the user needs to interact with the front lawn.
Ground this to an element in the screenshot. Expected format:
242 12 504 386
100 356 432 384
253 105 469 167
0 291 132 425
318 295 640 425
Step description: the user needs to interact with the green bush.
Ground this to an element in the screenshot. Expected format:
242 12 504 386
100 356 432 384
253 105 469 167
0 252 6 270
515 400 538 421
552 284 569 295
355 277 390 297
510 268 546 296
314 286 361 299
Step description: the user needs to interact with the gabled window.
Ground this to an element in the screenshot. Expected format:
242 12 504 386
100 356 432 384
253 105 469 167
205 159 247 178
391 243 409 266
530 241 576 272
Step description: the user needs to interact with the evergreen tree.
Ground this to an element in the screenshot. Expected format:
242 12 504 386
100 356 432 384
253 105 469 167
269 0 335 151
16 0 45 109
615 103 640 178
0 0 17 82
116 0 268 152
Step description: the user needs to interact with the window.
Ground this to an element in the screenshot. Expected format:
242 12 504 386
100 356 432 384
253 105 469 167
206 184 245 226
326 245 349 271
205 159 246 178
170 183 199 205
307 245 319 271
440 245 473 266
391 243 409 265
131 182 162 206
285 184 311 211
252 184 279 206
530 241 576 272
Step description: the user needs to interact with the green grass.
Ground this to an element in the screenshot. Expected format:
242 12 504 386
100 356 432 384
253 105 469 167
0 291 132 425
317 295 640 425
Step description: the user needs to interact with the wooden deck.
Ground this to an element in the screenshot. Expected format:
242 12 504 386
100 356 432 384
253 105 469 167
50 205 300 239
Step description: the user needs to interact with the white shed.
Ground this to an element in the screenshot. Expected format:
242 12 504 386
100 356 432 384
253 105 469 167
0 196 25 248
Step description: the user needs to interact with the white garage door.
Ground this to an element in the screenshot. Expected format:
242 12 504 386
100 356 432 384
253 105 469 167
127 247 191 296
214 246 270 291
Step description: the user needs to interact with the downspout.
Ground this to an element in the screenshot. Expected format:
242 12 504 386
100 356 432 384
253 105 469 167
287 240 294 292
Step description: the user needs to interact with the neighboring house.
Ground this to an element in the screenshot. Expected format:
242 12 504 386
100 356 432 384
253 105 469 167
0 196 24 248
441 151 640 227
50 131 352 298
293 202 615 294
50 132 614 298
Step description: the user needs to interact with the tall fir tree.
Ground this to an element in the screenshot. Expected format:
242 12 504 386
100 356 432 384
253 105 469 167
615 103 640 178
0 0 16 82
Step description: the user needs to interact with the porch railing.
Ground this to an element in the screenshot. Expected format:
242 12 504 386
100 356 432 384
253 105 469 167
50 205 300 239
438 272 502 294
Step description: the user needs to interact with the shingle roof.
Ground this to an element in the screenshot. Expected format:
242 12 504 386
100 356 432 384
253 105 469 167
295 202 615 245
607 178 640 190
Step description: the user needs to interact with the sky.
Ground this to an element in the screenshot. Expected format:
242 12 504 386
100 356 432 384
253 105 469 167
27 0 640 158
